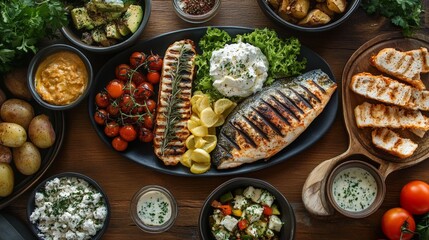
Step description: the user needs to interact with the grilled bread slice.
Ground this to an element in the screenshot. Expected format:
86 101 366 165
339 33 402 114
350 72 429 111
354 102 429 131
370 47 429 90
372 128 418 159
153 39 196 166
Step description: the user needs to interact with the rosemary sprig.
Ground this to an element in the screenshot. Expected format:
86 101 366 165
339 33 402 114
160 43 192 155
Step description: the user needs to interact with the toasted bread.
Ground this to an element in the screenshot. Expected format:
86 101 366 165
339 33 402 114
354 102 429 131
370 47 429 90
371 128 418 158
350 72 429 111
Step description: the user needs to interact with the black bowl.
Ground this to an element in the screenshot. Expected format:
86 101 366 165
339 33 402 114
199 177 295 240
257 0 361 32
27 44 93 110
27 172 110 240
61 0 151 53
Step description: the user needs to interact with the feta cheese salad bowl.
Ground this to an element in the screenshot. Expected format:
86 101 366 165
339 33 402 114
199 177 295 240
61 0 151 53
26 172 110 240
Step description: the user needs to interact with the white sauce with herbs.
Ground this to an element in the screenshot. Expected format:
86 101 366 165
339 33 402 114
332 167 378 212
210 42 269 98
137 190 172 226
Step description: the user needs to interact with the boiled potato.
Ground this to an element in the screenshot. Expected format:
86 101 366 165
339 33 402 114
0 145 12 164
3 67 32 100
0 163 14 197
1 98 35 129
299 9 331 26
327 0 347 13
0 88 7 107
0 122 27 147
28 114 56 149
13 142 41 175
290 0 310 19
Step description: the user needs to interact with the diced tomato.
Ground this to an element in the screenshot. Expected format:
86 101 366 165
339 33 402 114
237 219 249 230
219 205 232 215
263 205 273 216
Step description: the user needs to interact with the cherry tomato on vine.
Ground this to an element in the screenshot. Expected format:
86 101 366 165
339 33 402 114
129 51 146 69
134 82 154 100
139 127 154 143
400 180 429 215
147 71 160 84
112 136 128 151
144 99 156 113
131 71 146 86
94 109 108 125
381 208 415 240
95 92 110 108
119 94 133 113
143 115 154 129
107 103 120 117
147 54 163 71
123 81 136 95
106 79 124 99
115 64 131 81
119 124 137 142
104 121 120 137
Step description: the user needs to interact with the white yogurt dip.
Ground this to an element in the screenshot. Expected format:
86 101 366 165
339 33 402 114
332 167 378 212
137 190 172 226
209 42 269 98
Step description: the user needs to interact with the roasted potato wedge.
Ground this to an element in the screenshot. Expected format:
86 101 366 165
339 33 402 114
290 0 310 19
268 0 282 10
327 0 347 13
298 9 331 26
315 2 335 17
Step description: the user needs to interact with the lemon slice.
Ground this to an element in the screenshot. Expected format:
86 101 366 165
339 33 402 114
214 99 236 115
195 137 207 148
187 119 200 131
180 149 193 168
200 107 219 128
191 148 211 163
213 115 225 127
201 135 217 153
190 162 211 174
185 135 196 150
190 126 208 137
197 96 211 113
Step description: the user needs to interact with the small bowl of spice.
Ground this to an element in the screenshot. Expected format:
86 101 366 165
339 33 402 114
326 160 386 218
130 185 178 233
27 44 93 110
172 0 221 24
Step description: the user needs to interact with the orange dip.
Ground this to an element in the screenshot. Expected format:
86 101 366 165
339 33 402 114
35 51 88 105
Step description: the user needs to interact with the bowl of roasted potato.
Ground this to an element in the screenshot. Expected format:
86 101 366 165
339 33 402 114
257 0 361 32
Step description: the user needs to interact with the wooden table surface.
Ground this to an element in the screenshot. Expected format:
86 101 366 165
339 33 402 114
3 0 429 239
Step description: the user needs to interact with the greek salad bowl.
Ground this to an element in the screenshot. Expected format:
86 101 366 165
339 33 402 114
61 0 151 53
26 172 110 240
199 177 295 240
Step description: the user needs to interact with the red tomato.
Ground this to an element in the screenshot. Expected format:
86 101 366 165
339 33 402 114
129 51 146 69
123 81 136 95
131 71 146 86
146 71 160 84
119 124 137 142
95 92 110 108
237 219 248 230
147 54 163 71
143 115 154 129
112 136 128 151
115 64 131 81
400 180 429 215
119 94 133 113
134 82 154 100
107 103 120 117
104 121 120 137
106 79 124 99
94 109 108 125
381 208 415 240
139 127 154 143
263 206 273 216
144 99 156 113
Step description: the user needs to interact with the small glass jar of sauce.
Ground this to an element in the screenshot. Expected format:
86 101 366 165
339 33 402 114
172 0 221 24
130 185 178 233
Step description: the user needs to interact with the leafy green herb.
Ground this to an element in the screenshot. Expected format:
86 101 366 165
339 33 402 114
417 213 429 240
194 27 306 101
361 0 423 36
0 0 68 73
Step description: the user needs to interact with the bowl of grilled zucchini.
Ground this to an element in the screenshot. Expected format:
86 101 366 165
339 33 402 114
61 0 151 53
257 0 361 32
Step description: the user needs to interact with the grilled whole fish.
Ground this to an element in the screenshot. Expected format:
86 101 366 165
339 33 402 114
212 69 337 169
153 39 196 166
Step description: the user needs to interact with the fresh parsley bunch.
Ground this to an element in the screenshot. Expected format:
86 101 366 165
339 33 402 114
0 0 68 74
362 0 423 36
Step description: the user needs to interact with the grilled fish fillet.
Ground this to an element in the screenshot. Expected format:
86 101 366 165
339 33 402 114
153 39 196 166
350 72 429 111
211 69 337 169
354 102 429 131
370 47 429 90
372 128 418 159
